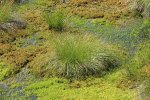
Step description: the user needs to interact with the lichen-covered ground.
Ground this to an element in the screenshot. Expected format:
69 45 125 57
0 0 150 100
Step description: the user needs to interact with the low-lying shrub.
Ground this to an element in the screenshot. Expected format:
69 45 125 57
44 10 65 31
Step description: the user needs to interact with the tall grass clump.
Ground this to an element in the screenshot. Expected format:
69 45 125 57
44 10 65 31
48 34 122 81
130 0 150 18
0 0 13 23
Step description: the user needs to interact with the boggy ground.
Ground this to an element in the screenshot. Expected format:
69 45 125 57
0 0 150 100
64 0 130 21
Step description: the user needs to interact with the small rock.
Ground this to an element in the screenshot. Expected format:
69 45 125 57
9 20 27 29
0 20 27 33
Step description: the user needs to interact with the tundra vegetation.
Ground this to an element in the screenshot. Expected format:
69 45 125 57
0 0 150 100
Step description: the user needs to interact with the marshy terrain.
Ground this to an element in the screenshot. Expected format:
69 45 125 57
0 0 150 100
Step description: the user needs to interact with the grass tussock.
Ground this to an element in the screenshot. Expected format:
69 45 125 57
53 34 122 80
29 34 124 81
44 10 65 31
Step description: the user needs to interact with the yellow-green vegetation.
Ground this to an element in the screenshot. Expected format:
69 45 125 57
0 0 150 99
23 74 136 100
0 61 11 81
28 34 125 80
126 41 150 79
44 10 65 31
52 34 122 80
141 78 150 100
141 19 150 38
0 0 13 22
125 19 150 80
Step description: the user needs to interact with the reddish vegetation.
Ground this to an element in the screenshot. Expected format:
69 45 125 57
2 47 48 74
0 43 16 55
66 0 130 21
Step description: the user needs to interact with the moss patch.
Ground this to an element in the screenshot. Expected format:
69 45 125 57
2 46 48 74
0 61 11 81
23 76 136 100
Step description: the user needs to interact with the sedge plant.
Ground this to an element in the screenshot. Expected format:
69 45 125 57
50 34 121 81
44 10 65 31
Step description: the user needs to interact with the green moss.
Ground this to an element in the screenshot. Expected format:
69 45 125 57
0 62 11 81
92 18 113 26
23 77 135 100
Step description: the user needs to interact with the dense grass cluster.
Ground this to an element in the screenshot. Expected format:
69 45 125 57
53 34 102 80
44 10 65 31
28 34 123 81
